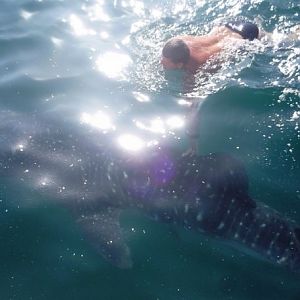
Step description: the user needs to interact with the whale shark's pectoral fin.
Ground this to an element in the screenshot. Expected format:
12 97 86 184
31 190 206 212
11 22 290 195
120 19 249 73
76 209 132 269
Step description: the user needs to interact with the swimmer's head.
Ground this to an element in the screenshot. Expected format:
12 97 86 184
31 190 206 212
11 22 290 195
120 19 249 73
161 38 190 69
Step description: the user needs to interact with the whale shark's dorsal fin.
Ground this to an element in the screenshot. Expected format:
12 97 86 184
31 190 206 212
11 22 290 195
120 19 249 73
76 208 132 269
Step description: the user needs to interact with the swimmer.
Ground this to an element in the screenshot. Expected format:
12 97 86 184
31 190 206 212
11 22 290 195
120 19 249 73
161 21 299 73
162 22 262 154
162 21 300 155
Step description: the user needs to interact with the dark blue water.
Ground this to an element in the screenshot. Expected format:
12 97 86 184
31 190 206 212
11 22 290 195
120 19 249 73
0 0 300 299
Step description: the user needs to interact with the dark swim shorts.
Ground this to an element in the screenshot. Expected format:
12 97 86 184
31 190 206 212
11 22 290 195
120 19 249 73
225 21 259 41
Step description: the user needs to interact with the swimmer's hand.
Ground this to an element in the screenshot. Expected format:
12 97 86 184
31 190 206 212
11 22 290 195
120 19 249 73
182 138 198 157
182 147 196 157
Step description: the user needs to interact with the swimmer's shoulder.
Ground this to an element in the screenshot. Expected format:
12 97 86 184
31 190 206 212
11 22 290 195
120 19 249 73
175 35 197 43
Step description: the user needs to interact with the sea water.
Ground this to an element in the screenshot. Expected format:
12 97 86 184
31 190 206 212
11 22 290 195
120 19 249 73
0 0 299 299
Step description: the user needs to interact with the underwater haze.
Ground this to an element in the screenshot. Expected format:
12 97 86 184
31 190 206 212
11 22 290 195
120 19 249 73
0 0 300 299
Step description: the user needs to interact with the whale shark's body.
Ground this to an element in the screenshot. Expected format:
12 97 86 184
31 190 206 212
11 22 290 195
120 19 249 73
1 110 300 271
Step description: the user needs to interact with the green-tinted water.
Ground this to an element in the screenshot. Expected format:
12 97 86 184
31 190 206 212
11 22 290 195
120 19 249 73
0 0 300 299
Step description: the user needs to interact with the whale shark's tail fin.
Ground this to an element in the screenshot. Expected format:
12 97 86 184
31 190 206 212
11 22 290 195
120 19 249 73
219 201 300 273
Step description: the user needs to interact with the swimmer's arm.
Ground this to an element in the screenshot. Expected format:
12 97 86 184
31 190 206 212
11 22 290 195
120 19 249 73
184 101 200 156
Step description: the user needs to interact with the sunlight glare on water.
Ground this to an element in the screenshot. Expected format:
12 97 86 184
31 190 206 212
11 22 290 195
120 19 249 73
132 91 150 103
51 37 64 47
118 134 145 152
121 0 145 16
95 52 132 80
135 118 166 134
166 116 185 129
20 9 35 20
80 111 115 132
69 14 96 36
82 1 111 22
134 115 185 135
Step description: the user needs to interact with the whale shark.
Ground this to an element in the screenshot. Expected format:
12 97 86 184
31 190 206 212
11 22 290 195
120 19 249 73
0 110 300 271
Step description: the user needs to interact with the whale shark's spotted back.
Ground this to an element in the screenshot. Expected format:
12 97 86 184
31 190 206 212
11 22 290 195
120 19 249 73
0 110 300 271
